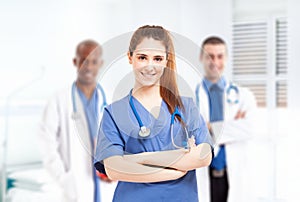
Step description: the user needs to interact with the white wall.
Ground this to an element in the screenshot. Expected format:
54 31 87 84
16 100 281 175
0 0 232 99
0 0 115 100
233 0 287 21
179 0 233 79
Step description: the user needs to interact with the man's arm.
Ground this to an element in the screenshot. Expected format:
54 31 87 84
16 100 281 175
39 97 66 180
211 89 257 144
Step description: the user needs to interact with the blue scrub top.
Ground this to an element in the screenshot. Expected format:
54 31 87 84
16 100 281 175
94 93 211 202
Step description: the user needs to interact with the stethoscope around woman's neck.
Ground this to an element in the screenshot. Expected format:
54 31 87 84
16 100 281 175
129 90 151 137
71 82 107 120
129 89 190 151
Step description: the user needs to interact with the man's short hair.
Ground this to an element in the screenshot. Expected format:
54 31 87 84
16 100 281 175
76 39 102 56
201 36 226 54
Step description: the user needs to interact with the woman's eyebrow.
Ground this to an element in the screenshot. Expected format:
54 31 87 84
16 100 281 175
136 53 148 56
136 53 165 58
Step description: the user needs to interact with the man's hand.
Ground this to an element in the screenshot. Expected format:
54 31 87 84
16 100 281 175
234 110 246 120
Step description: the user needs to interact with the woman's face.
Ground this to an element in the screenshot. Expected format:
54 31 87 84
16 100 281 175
128 37 167 87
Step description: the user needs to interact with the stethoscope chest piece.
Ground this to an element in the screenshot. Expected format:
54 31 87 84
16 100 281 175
139 126 151 137
226 83 239 104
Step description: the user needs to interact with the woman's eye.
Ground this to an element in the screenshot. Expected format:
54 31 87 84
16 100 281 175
154 57 163 62
138 56 147 60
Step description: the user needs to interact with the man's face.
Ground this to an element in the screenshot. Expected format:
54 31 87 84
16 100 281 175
200 44 227 81
73 45 103 86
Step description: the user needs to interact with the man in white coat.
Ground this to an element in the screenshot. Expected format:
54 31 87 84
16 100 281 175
39 40 107 202
196 36 257 202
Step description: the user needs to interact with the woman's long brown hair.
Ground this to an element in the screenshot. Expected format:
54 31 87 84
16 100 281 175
129 25 184 119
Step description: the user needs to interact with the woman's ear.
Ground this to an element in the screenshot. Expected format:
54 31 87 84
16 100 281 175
127 52 132 64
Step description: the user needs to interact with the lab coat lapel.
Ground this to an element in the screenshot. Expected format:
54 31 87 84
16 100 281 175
198 81 210 122
63 87 74 171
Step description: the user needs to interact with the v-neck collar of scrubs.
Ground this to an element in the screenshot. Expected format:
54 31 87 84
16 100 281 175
130 95 164 121
130 95 169 136
77 88 97 105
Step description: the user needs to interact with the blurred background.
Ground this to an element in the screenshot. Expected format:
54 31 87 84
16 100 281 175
0 0 299 201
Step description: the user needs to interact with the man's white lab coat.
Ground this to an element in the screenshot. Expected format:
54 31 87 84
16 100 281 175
196 80 257 202
39 85 103 202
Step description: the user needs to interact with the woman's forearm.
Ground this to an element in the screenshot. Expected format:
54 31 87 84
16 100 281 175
124 143 212 171
103 156 187 183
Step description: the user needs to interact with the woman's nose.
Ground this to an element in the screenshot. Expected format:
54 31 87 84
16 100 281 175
147 59 154 66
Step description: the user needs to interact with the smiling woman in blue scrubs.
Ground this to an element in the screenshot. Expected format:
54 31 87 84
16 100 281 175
94 25 212 202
